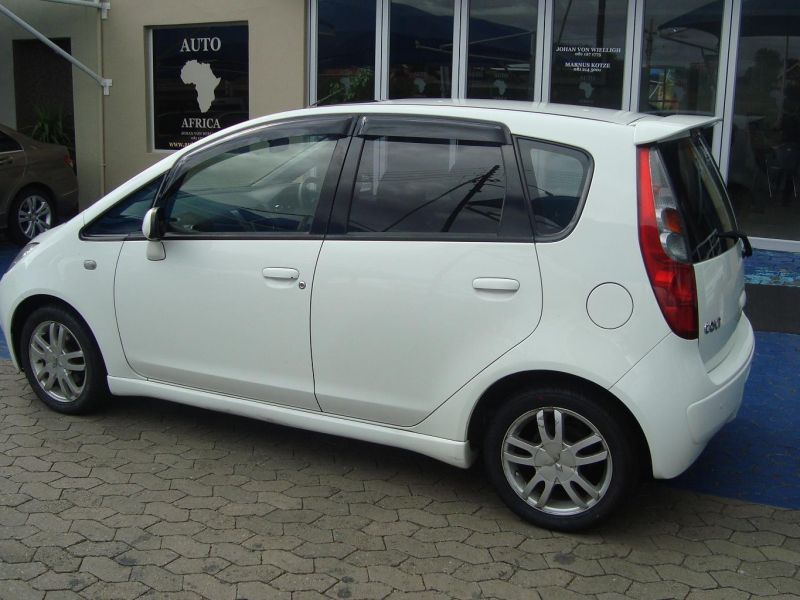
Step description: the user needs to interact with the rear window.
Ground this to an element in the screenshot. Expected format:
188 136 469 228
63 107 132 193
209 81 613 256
517 138 592 239
658 132 736 262
348 137 505 237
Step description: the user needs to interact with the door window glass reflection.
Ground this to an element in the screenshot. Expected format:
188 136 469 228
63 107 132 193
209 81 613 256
467 0 538 101
389 0 454 99
639 1 722 114
728 3 800 241
550 0 627 109
317 0 376 105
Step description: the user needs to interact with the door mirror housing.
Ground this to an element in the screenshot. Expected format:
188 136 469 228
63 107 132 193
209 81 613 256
142 207 162 241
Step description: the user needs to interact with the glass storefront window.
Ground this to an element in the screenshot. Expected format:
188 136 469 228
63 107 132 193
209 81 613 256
316 0 376 105
550 0 628 109
466 0 538 101
389 0 454 99
728 2 800 241
639 1 722 114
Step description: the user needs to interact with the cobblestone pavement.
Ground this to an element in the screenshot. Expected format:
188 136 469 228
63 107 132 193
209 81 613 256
1 364 799 600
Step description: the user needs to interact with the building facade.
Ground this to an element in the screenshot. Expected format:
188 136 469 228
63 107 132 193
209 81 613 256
0 0 798 250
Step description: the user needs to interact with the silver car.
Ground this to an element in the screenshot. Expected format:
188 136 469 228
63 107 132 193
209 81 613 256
0 123 79 244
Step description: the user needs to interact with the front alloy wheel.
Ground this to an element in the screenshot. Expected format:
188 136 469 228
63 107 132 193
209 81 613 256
20 306 108 414
28 321 86 403
485 385 637 531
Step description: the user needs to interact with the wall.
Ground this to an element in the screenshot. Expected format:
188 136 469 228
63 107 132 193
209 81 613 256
0 0 103 208
101 0 307 191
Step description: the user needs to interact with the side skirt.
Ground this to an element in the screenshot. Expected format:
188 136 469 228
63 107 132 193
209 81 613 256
107 376 476 468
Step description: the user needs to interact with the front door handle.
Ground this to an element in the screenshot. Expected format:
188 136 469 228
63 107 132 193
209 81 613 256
473 277 520 292
0 157 12 166
263 267 299 280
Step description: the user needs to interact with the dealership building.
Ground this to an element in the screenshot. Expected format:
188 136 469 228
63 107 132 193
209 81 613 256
0 0 798 251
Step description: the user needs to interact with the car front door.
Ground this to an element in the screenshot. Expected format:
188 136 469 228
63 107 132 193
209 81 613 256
114 115 352 410
310 115 544 426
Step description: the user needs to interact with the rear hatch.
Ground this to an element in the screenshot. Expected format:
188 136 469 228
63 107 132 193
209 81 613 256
654 131 746 370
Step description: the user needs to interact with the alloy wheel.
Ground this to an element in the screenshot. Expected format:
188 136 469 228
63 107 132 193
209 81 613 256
501 407 613 515
18 194 52 239
28 321 86 403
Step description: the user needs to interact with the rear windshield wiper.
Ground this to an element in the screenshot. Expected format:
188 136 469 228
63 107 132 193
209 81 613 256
718 230 753 258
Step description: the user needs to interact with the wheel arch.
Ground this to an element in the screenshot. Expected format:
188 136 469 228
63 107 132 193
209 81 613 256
10 294 103 373
466 369 652 477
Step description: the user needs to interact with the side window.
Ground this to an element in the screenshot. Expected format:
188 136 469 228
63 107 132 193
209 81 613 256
165 134 339 234
347 138 505 236
83 176 163 237
0 131 22 153
517 139 592 238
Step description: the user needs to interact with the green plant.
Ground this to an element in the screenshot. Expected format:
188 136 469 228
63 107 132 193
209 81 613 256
30 106 71 147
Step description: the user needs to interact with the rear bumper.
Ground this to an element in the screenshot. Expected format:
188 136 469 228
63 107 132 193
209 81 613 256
611 316 755 479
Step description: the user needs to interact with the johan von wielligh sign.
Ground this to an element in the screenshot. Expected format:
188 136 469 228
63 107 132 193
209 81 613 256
151 24 249 150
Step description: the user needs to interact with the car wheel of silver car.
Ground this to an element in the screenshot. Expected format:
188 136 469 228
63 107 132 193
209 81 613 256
9 188 55 245
484 384 637 531
19 305 108 414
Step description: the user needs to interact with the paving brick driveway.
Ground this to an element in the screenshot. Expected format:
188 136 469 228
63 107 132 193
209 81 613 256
1 364 799 600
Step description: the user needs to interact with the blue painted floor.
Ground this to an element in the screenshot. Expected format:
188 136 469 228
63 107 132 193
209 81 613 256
745 249 800 287
0 243 797 508
672 331 800 509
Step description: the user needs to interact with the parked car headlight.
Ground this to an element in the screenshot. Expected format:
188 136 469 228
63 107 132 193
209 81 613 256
8 242 39 271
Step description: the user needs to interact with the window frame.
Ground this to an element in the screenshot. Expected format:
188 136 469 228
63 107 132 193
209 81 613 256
513 135 595 242
326 114 532 242
151 115 356 241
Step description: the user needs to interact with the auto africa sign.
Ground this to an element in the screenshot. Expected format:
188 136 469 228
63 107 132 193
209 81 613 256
151 24 248 151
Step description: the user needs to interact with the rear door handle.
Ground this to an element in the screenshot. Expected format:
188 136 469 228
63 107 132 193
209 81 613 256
263 267 299 280
0 157 12 166
473 277 520 292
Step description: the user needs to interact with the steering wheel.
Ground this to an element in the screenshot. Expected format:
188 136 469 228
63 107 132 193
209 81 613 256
298 177 321 213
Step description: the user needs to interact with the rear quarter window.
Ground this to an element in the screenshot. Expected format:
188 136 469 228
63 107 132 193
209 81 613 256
516 138 592 239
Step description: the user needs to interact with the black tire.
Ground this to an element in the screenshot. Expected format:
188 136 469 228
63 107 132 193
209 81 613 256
483 384 638 532
8 187 55 245
19 305 109 414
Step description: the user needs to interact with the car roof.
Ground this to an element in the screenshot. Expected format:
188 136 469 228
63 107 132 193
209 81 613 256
182 100 720 159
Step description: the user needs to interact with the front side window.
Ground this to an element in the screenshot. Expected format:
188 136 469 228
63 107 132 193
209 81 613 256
517 138 592 238
165 134 339 234
348 138 506 236
83 177 163 237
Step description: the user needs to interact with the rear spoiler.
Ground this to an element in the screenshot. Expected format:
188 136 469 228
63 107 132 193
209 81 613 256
632 115 720 145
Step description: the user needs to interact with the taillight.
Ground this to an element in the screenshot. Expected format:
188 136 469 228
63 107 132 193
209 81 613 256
637 146 698 339
63 154 74 169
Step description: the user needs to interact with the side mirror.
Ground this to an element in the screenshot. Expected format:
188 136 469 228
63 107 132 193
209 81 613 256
142 207 162 241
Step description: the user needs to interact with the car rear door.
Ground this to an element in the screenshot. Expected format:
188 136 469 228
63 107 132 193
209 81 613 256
310 115 543 426
656 131 747 370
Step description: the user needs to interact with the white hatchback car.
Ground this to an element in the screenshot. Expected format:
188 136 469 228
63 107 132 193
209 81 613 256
0 101 755 530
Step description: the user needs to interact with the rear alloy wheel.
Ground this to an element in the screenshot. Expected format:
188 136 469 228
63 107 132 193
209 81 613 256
20 306 108 414
484 385 637 531
9 189 54 244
